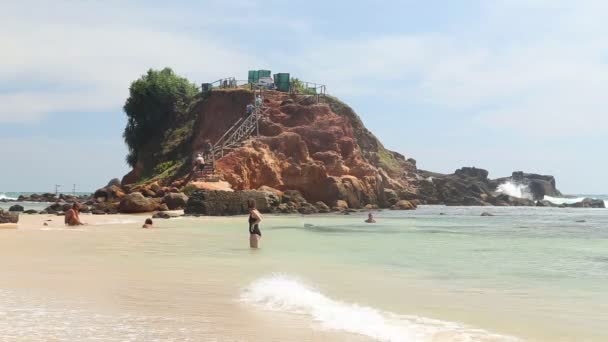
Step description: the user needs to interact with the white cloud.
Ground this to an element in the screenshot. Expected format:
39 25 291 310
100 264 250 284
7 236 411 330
283 1 608 138
0 1 258 122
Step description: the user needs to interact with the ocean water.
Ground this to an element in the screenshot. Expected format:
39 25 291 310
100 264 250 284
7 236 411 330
1 206 607 341
0 192 92 211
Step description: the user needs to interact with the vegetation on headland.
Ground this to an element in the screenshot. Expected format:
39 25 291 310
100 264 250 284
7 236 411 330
123 68 199 168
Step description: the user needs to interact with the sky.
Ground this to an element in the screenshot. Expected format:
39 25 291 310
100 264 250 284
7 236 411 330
1 0 607 194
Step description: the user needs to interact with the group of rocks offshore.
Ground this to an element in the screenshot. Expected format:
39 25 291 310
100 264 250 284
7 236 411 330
417 168 605 208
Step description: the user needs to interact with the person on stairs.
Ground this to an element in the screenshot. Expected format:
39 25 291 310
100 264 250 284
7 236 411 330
246 103 254 117
195 153 205 177
255 95 262 108
203 140 213 160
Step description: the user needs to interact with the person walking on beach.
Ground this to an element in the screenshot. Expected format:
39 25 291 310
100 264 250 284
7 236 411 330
65 203 84 226
248 199 263 248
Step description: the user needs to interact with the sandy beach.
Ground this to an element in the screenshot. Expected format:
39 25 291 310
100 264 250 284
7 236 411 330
1 208 607 341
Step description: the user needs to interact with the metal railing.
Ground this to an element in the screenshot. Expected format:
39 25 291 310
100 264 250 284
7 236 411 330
210 94 265 166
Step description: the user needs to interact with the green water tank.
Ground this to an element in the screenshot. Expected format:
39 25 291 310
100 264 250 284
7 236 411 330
248 70 257 83
201 83 212 93
273 73 290 92
258 70 271 78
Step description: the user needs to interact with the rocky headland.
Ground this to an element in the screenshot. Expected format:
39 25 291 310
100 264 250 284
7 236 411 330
7 68 604 215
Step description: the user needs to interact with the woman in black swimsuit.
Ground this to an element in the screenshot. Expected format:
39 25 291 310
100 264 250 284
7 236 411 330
248 199 263 248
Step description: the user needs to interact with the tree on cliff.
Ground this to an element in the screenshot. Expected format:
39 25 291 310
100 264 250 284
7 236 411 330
123 68 198 167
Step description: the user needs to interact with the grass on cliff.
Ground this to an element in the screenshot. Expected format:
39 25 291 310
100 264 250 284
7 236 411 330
323 95 405 175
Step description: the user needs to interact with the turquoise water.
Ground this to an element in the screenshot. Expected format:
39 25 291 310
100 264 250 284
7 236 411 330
2 204 608 341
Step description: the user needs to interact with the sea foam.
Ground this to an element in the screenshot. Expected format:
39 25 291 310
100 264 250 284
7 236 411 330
495 182 531 199
0 193 17 201
240 274 519 342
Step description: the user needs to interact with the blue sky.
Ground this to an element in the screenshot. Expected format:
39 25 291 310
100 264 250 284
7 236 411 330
1 0 607 194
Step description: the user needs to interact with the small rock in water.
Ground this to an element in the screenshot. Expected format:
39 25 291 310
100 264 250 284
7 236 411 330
439 213 446 215
575 219 586 223
152 212 171 219
304 223 314 228
481 212 494 217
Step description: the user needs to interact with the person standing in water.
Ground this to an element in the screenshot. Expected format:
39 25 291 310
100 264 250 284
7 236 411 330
248 199 263 248
365 212 376 223
142 218 153 228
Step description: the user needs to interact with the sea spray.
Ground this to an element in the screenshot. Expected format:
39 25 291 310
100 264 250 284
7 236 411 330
0 193 17 201
240 274 519 342
495 182 532 199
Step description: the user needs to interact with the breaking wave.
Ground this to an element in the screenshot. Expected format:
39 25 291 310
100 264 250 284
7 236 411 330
240 274 519 342
495 182 532 199
0 193 17 201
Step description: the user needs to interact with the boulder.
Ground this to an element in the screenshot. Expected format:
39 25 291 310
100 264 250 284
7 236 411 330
24 209 38 214
481 212 494 216
278 202 298 214
566 198 606 208
0 209 19 223
335 200 349 209
185 190 280 216
8 204 24 212
162 192 189 210
536 200 557 207
391 200 417 210
258 185 284 198
383 188 399 206
118 192 157 213
315 201 331 213
298 202 319 215
454 167 489 180
152 212 171 219
282 190 307 205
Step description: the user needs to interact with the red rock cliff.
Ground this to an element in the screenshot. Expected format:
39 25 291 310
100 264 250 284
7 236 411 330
190 89 417 208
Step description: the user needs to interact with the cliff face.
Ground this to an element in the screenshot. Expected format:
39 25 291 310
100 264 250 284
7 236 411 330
189 90 418 208
119 87 563 209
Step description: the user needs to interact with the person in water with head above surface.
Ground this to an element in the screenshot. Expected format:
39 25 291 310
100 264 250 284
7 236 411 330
142 218 153 228
365 212 376 223
65 203 85 226
248 199 262 248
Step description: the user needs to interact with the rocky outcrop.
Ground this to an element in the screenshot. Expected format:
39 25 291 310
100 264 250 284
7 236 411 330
162 192 189 210
391 200 417 210
417 167 560 207
118 192 159 213
495 172 561 200
185 190 280 216
9 204 24 212
121 89 417 209
94 179 126 201
0 209 19 224
565 198 606 208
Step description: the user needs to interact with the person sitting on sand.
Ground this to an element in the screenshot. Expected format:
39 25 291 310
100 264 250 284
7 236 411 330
142 218 153 228
248 199 263 248
365 213 376 223
65 203 84 226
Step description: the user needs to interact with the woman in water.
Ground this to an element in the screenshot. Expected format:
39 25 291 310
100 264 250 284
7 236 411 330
142 218 153 229
248 199 263 248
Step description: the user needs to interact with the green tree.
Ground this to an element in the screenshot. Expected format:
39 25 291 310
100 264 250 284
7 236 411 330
123 68 198 167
